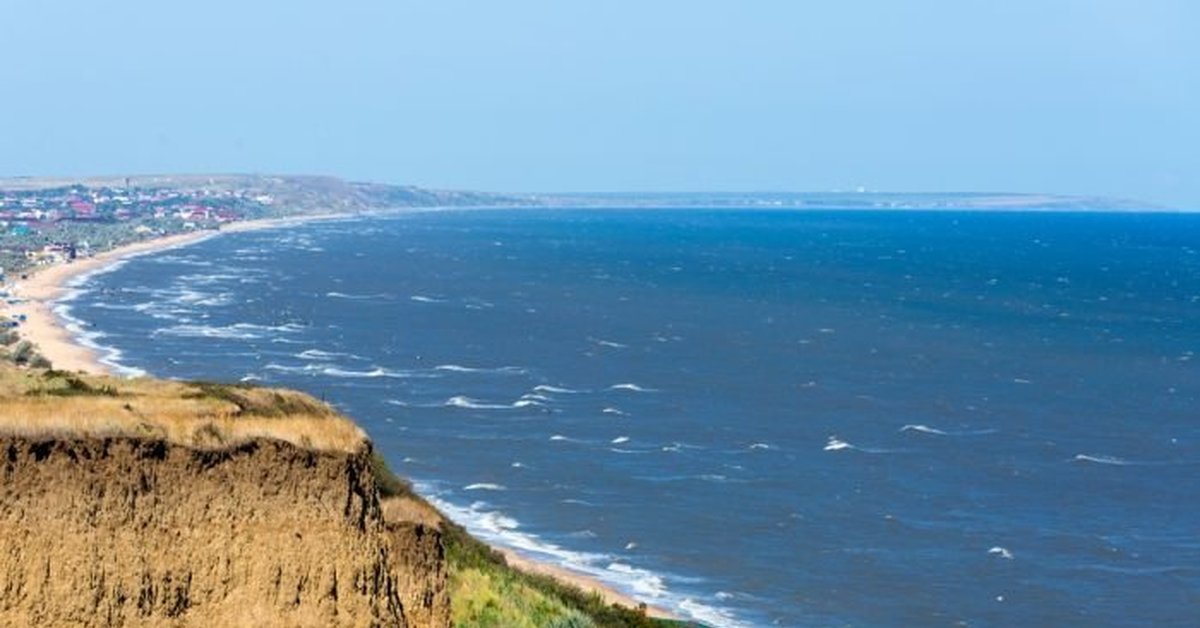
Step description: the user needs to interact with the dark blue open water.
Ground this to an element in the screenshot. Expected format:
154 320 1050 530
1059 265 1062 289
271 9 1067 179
60 209 1200 626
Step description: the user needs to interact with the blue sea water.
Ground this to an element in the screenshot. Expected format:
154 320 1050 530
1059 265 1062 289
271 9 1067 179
59 208 1200 626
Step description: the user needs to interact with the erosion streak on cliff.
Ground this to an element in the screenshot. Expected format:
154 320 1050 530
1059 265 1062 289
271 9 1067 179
0 437 449 627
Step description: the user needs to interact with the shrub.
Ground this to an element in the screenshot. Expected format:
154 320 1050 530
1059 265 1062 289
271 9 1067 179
27 373 120 397
10 341 33 365
181 382 331 418
28 354 52 369
371 450 412 498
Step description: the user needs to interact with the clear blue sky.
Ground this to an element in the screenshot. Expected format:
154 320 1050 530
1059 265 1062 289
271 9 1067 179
2 1 1196 206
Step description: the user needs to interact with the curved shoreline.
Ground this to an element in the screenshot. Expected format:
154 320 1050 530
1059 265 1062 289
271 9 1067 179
7 230 217 373
1 215 681 621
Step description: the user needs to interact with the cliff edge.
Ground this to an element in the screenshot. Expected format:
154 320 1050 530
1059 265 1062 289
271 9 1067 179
0 369 449 627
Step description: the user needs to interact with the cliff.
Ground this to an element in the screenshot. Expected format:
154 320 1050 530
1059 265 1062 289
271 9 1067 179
0 369 449 627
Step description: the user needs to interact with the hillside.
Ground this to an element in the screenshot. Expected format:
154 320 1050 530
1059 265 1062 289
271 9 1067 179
0 368 685 627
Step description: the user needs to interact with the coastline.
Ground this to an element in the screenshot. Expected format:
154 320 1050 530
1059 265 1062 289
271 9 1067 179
4 214 355 374
1 215 682 622
7 230 219 374
499 547 677 620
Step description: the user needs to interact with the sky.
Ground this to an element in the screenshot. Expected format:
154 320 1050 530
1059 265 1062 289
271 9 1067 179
1 1 1196 206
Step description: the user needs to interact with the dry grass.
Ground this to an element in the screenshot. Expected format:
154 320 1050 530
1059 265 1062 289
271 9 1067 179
0 367 366 453
381 495 444 529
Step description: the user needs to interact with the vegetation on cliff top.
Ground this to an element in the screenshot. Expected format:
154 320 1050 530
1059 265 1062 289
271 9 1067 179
373 461 686 628
0 368 366 452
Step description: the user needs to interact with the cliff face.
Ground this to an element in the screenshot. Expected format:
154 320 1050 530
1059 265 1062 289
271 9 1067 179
0 437 449 627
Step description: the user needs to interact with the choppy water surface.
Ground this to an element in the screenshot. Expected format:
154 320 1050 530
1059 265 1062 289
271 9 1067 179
65 209 1200 626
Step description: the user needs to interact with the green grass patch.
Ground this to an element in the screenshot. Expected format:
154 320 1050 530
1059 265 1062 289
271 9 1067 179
181 381 333 418
451 566 588 628
371 449 413 498
26 371 119 397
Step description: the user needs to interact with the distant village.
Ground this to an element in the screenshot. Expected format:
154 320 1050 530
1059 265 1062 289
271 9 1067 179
0 180 279 273
0 174 523 368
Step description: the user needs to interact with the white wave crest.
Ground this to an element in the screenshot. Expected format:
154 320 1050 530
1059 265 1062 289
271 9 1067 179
463 483 506 491
901 424 948 435
1072 454 1131 466
606 562 666 598
154 324 260 340
610 383 657 392
988 546 1014 559
435 364 526 375
153 321 304 340
325 291 389 300
265 362 330 374
678 598 751 628
901 424 997 436
446 396 543 410
533 385 582 394
296 348 360 360
824 437 854 451
825 436 903 454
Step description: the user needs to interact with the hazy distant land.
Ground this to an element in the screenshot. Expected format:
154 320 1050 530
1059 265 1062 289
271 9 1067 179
0 172 1168 278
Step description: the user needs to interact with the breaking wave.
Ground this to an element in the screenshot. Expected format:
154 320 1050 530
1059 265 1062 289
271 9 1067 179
610 383 657 392
533 385 583 394
446 396 544 410
420 486 746 627
435 364 526 375
900 424 997 436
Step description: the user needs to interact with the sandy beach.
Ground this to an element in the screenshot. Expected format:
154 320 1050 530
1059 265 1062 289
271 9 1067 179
499 548 676 620
7 230 218 373
1 216 678 620
4 214 355 374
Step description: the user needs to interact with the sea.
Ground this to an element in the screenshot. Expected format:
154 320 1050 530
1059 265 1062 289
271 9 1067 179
57 206 1199 626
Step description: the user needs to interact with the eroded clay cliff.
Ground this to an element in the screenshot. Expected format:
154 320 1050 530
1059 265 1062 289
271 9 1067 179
0 436 449 627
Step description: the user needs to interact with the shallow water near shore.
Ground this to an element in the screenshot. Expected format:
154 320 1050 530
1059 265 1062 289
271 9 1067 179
61 208 1200 626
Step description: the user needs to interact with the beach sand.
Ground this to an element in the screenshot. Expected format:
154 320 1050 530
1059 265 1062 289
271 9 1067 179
1 217 680 621
500 548 676 620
